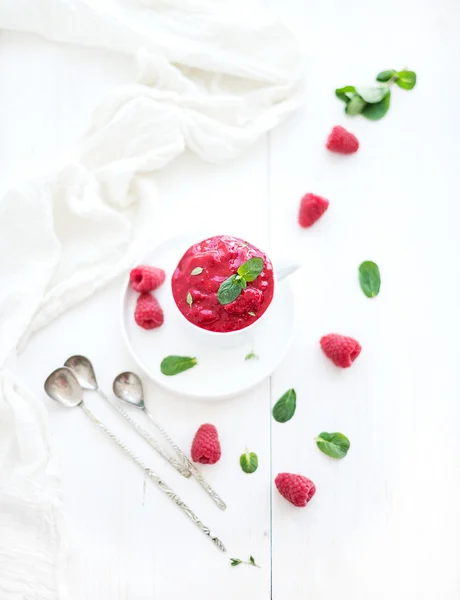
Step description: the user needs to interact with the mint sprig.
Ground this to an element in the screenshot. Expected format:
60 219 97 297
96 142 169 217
336 68 416 120
230 555 261 568
217 257 264 305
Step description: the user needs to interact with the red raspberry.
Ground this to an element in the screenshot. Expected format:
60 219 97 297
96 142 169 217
129 265 165 293
320 333 361 368
275 473 316 507
223 288 263 315
298 193 329 228
326 125 359 154
191 424 221 464
134 293 164 330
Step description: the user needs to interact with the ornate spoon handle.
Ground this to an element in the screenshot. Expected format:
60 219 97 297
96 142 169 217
96 388 191 478
144 407 227 511
81 403 226 552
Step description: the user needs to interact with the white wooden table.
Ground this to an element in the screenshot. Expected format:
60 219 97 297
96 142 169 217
2 0 460 597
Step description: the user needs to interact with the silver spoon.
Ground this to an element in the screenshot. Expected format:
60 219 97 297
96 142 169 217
44 367 226 552
113 372 227 511
64 356 190 479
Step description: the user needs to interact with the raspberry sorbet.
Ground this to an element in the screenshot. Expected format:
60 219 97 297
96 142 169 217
171 235 274 332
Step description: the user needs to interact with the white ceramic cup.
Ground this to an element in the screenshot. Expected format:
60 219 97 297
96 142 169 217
171 254 299 349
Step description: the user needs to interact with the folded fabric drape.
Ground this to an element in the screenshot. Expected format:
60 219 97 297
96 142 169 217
0 1 303 597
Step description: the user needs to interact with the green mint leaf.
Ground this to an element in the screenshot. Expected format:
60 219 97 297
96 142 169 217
376 70 397 82
355 86 389 104
240 450 258 473
248 311 256 317
362 90 391 120
272 388 296 423
191 267 203 276
218 274 245 305
237 257 264 282
316 432 350 459
249 556 256 565
345 95 366 115
230 559 242 567
218 257 263 305
245 352 258 361
335 85 356 103
160 356 197 376
359 261 381 298
396 70 416 90
186 292 193 308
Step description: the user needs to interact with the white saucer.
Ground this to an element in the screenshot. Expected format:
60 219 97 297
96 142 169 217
121 232 296 400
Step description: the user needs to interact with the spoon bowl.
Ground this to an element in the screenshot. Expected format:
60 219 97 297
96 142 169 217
44 367 83 408
64 355 98 390
113 372 145 409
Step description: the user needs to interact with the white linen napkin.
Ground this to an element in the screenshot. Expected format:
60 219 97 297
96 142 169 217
0 1 303 597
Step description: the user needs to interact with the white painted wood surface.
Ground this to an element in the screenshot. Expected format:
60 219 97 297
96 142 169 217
1 0 460 597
